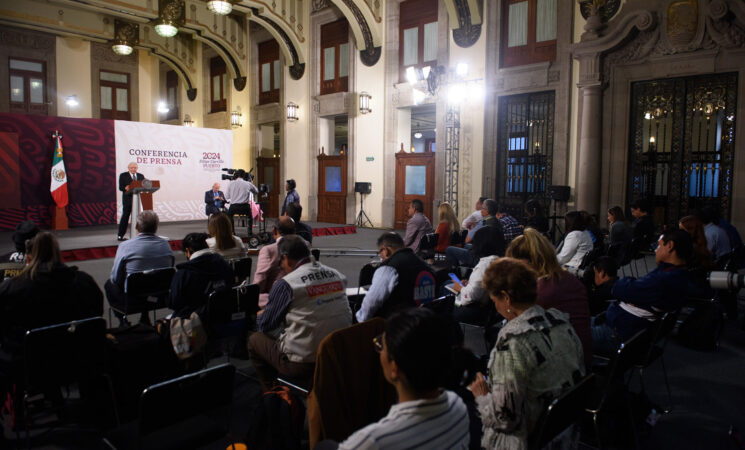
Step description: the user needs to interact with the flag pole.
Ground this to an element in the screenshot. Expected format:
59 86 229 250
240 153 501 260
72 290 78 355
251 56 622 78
50 130 69 230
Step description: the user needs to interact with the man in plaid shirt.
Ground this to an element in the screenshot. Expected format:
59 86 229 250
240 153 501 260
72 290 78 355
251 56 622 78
496 204 522 244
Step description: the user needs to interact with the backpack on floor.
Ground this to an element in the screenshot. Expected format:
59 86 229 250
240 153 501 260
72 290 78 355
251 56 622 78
677 302 724 351
246 386 306 450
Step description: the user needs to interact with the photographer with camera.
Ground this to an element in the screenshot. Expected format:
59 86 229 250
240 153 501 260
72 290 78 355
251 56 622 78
225 169 258 232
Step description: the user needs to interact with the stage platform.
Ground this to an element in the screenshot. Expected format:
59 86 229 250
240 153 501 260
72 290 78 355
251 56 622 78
0 219 358 262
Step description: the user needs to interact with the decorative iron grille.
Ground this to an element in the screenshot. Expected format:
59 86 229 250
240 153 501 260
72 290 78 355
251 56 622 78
496 91 555 217
628 73 737 226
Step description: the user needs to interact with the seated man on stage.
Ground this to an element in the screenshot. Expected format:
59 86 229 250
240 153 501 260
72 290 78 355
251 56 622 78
248 235 352 391
225 169 258 233
105 210 175 326
117 162 145 241
204 182 226 216
285 202 313 244
357 232 435 323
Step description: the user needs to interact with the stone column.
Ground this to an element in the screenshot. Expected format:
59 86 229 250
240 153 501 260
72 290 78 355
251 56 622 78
576 82 603 214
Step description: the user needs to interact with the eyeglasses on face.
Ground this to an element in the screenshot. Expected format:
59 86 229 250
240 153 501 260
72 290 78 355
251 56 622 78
372 334 384 353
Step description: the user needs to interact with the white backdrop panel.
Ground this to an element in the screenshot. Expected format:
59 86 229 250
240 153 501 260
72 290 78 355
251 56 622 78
115 121 233 222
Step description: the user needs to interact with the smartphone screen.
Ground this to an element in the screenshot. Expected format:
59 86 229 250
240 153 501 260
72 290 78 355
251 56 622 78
448 272 462 285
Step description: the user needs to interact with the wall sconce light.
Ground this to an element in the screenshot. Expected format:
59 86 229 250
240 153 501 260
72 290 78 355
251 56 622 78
111 20 138 55
183 114 194 127
286 102 299 122
65 95 79 107
231 107 242 128
359 91 372 115
154 0 184 38
207 0 234 15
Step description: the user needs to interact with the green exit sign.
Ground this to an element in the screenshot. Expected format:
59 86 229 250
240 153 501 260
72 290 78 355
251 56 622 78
366 156 374 162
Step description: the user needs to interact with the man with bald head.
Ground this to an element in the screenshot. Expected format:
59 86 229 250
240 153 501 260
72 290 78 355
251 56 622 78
253 216 310 308
204 182 226 216
117 162 146 241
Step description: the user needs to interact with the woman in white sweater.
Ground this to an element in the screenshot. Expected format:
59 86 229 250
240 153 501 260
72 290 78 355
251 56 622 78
556 210 593 270
206 212 246 259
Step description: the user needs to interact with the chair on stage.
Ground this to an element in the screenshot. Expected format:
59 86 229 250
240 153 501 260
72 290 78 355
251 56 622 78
109 267 176 326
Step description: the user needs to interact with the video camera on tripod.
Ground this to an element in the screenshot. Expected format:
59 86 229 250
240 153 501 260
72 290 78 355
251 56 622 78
221 167 255 182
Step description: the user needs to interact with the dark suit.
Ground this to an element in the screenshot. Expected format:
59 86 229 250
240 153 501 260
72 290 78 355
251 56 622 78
118 171 145 238
204 190 226 216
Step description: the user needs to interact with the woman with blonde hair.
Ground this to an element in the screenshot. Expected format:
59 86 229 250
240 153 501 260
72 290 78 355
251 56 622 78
206 212 246 259
434 202 460 253
506 228 591 368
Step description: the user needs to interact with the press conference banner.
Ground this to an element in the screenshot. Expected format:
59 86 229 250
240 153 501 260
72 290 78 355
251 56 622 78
114 121 233 222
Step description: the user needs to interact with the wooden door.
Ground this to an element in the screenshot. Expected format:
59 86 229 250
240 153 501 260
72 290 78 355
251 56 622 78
317 153 347 223
395 149 434 229
256 157 280 218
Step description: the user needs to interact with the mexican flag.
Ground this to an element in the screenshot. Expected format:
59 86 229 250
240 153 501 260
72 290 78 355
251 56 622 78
50 133 69 208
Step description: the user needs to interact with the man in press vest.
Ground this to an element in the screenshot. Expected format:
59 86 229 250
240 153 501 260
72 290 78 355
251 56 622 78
247 235 352 390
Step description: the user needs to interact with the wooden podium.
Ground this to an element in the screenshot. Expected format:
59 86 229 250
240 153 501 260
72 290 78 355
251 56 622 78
128 180 160 237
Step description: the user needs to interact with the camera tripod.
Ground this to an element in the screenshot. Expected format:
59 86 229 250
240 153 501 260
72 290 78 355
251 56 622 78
355 191 374 228
548 198 566 245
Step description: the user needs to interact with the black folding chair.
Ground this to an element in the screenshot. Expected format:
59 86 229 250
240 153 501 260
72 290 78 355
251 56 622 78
21 317 118 447
351 262 379 313
109 267 176 325
586 330 650 450
421 294 455 316
104 364 236 450
632 311 679 412
529 373 595 450
207 284 259 351
418 233 439 260
228 257 252 285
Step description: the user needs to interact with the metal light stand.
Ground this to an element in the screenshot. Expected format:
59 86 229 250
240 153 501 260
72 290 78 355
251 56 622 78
355 191 374 228
444 104 461 216
549 198 565 245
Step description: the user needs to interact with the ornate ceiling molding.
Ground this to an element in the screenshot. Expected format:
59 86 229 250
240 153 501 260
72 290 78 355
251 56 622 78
247 8 306 79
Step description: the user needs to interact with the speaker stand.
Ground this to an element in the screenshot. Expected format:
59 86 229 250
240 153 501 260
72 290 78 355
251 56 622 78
355 192 374 228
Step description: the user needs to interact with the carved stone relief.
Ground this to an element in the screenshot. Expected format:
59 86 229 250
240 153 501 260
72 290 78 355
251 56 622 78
451 0 482 48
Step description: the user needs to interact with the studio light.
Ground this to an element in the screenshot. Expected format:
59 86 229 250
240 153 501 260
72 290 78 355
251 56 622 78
65 95 79 107
456 62 469 77
207 0 233 15
448 83 466 105
157 101 170 114
359 91 372 115
406 66 419 86
412 89 426 105
286 102 299 122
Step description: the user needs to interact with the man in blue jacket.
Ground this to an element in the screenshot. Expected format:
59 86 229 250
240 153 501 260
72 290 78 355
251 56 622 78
592 228 693 356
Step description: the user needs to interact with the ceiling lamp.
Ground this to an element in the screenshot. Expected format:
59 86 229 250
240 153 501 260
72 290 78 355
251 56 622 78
414 132 423 139
207 0 234 15
111 20 138 56
154 0 184 38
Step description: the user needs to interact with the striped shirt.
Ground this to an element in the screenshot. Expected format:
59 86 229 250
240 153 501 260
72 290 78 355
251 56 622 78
339 390 469 450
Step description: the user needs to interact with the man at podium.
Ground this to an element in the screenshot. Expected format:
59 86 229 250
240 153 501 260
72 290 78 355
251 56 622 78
117 162 145 241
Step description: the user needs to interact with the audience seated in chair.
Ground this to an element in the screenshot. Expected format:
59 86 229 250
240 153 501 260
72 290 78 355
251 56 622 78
469 258 585 450
404 199 433 255
167 233 233 319
0 220 39 280
0 232 102 352
253 216 300 308
450 225 506 326
105 210 174 327
591 228 692 357
630 198 656 249
446 198 504 268
495 203 522 244
556 210 594 271
506 228 592 369
356 233 435 323
461 197 486 231
285 202 313 244
586 256 619 316
434 202 459 254
206 212 246 259
698 205 732 261
329 308 470 450
248 235 352 391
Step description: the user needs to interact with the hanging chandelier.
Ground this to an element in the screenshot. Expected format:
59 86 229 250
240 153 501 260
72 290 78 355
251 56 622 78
154 0 184 38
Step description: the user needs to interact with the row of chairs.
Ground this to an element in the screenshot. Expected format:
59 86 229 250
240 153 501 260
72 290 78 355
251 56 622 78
108 256 253 326
16 316 238 449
